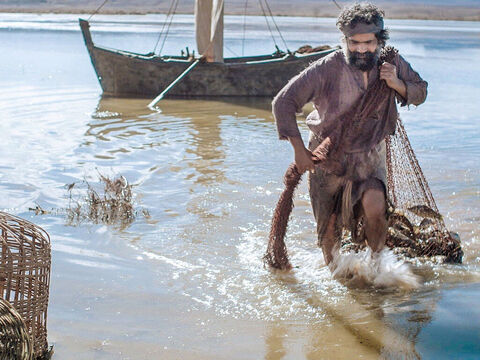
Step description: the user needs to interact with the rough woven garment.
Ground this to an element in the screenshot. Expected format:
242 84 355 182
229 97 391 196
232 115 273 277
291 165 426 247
272 48 427 141
307 136 387 248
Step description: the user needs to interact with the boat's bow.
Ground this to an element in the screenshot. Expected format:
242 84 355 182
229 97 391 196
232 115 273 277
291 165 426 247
79 18 103 86
79 19 93 49
77 16 337 97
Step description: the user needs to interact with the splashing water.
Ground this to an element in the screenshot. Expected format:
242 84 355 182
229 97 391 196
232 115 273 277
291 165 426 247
331 248 420 290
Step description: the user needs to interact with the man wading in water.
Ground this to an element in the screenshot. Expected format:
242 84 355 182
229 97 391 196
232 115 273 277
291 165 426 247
272 3 427 267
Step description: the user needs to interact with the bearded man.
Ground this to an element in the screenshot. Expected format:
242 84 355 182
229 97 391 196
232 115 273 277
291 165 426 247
272 3 427 266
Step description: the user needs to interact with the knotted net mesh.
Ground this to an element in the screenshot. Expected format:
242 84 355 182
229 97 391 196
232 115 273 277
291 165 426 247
264 121 463 271
264 46 463 270
381 118 463 263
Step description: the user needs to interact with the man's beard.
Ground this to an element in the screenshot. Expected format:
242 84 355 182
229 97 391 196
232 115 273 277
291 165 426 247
346 47 380 71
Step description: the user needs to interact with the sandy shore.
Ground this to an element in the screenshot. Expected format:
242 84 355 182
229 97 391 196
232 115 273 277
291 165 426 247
1 1 480 21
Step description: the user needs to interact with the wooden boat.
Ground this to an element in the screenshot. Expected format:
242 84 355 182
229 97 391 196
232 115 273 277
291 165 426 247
79 0 336 98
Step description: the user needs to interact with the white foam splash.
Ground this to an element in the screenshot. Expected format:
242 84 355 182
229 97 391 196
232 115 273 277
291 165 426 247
330 248 420 290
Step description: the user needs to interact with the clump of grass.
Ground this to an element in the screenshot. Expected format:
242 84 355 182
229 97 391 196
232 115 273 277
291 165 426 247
66 173 138 227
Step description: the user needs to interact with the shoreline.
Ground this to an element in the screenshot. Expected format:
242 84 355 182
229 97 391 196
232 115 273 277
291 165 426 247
1 6 480 21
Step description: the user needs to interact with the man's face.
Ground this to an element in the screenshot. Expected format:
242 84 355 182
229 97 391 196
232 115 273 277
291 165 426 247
345 32 380 72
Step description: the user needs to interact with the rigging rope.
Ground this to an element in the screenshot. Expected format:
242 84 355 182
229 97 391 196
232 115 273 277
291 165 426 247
263 0 289 52
242 0 249 56
225 43 240 57
157 0 181 55
153 0 178 54
257 0 279 50
88 0 291 56
87 0 110 21
332 0 342 10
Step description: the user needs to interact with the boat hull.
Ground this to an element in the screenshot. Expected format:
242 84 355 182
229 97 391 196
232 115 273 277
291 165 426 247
80 19 336 98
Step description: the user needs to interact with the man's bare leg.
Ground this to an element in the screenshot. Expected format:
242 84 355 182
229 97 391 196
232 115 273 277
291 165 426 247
361 188 387 253
321 213 339 265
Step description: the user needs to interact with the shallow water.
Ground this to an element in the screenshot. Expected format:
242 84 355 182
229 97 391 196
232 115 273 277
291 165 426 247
0 13 479 359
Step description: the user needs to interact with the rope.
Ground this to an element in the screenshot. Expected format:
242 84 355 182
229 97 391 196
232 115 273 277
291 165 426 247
225 43 240 57
257 0 278 49
158 0 181 55
262 0 289 52
242 0 249 56
332 0 342 10
385 135 397 206
153 0 177 54
87 0 110 21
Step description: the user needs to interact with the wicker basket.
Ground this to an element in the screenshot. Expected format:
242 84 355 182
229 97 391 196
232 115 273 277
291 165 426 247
0 212 51 358
0 297 33 359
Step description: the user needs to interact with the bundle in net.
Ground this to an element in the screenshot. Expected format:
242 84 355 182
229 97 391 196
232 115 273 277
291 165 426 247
381 118 463 263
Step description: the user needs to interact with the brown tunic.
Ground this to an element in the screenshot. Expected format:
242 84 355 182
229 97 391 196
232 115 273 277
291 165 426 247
272 49 428 243
273 49 427 141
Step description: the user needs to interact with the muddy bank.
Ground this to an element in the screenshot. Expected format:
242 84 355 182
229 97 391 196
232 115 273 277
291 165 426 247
1 0 480 21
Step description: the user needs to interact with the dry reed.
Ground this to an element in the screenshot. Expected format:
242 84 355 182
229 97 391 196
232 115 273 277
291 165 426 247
65 173 137 227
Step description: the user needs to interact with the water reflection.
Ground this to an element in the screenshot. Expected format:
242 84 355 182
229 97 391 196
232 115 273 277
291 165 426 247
184 108 226 186
262 270 441 359
264 323 288 360
88 96 272 184
85 95 275 236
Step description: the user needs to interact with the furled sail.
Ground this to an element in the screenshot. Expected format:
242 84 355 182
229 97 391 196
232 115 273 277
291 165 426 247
195 0 224 62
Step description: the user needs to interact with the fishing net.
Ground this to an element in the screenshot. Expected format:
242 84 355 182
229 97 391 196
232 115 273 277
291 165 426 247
381 118 463 262
264 47 463 270
264 118 464 269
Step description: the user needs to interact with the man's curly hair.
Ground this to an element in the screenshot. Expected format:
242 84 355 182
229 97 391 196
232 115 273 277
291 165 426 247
337 2 389 45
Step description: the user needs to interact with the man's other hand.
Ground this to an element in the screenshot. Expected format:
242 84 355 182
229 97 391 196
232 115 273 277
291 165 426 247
380 62 407 99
